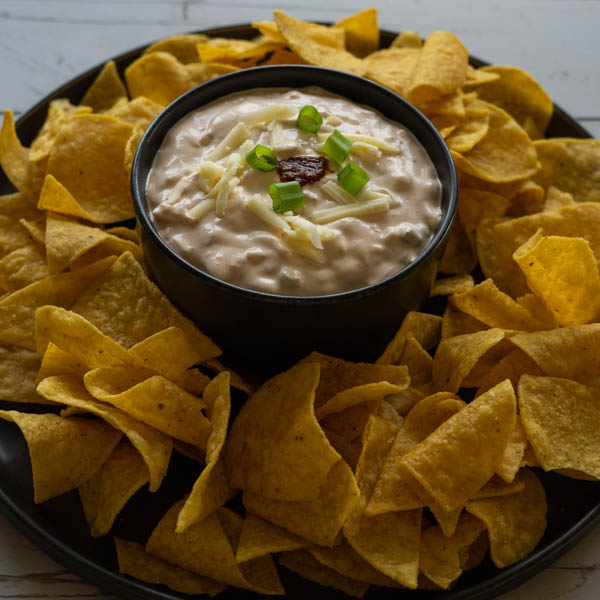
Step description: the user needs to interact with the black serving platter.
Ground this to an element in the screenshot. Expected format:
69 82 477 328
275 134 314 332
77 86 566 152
0 23 599 600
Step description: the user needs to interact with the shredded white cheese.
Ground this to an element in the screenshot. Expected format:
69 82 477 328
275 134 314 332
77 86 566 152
317 132 400 153
286 238 326 264
321 179 358 205
350 141 382 161
283 215 324 250
186 198 216 221
205 122 251 161
246 194 291 232
240 104 297 127
312 196 391 224
195 161 224 193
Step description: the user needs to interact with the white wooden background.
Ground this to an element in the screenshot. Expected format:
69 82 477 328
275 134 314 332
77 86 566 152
0 0 599 598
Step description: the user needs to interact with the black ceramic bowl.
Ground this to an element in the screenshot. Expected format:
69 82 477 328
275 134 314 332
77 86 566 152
132 65 457 369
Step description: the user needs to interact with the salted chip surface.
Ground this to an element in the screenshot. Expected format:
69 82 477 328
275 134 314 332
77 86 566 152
46 114 134 223
236 514 308 563
79 441 149 537
243 459 360 547
466 469 547 568
71 251 221 359
176 373 234 532
0 256 116 350
147 501 283 593
36 375 172 492
432 328 505 393
273 10 366 76
398 379 516 512
226 362 340 501
279 550 369 598
115 538 225 596
81 60 128 112
0 410 121 503
0 343 45 403
513 234 600 326
365 47 420 96
519 375 600 478
406 31 468 104
0 242 48 292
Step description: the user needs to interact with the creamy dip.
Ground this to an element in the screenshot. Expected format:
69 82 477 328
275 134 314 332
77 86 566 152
147 88 442 296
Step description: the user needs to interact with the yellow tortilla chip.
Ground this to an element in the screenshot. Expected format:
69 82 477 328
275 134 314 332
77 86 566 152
0 256 115 350
262 49 306 65
398 337 433 388
36 375 172 492
0 343 45 403
279 550 369 598
236 514 308 563
406 31 468 104
72 251 221 359
105 96 163 128
144 33 210 64
519 375 600 478
365 47 420 96
439 215 477 274
457 188 510 249
334 7 379 58
0 242 48 292
513 234 600 325
226 362 340 501
432 328 506 393
463 64 500 87
123 121 145 177
83 367 211 448
46 114 134 223
446 108 490 153
452 278 545 331
441 302 487 340
176 373 234 532
0 409 121 503
243 459 360 547
472 65 553 137
430 273 474 297
115 538 225 596
125 51 194 106
420 513 486 588
36 341 87 384
399 379 516 511
79 441 149 537
465 469 546 568
377 311 441 366
252 21 287 44
0 110 30 191
147 502 283 593
273 10 366 76
81 60 128 112
494 415 529 483
543 186 575 212
390 30 422 49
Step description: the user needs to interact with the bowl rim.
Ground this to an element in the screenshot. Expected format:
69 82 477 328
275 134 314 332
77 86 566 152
131 64 458 305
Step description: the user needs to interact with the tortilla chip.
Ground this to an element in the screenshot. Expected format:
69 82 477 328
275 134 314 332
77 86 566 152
390 30 422 49
543 186 575 212
519 375 600 478
105 96 163 129
420 513 486 588
441 302 488 340
0 256 115 350
36 342 87 384
0 343 45 403
320 399 382 444
430 274 474 297
262 49 306 65
273 10 366 76
334 7 379 58
0 409 121 503
446 108 490 153
36 375 172 492
365 47 420 97
176 373 235 531
0 110 30 191
377 312 442 366
323 427 361 470
514 234 600 325
81 60 128 112
71 252 221 360
472 65 553 137
46 115 134 223
279 550 369 598
147 501 283 593
243 459 360 547
236 514 308 563
406 31 468 104
398 379 516 512
439 215 477 274
465 468 546 568
144 33 210 64
398 337 433 388
458 188 511 250
0 242 48 292
226 362 341 500
432 328 506 393
83 367 210 448
115 538 225 596
79 441 149 537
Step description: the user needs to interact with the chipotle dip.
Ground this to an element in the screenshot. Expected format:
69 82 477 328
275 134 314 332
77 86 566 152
146 88 442 296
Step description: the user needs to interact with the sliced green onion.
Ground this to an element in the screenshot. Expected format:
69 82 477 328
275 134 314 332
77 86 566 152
269 181 306 213
296 105 323 134
337 161 370 195
245 144 278 171
323 130 352 165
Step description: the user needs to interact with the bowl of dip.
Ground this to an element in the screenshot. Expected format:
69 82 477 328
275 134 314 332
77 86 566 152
132 65 457 368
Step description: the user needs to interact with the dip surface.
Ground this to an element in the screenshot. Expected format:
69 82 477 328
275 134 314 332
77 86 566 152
147 88 442 296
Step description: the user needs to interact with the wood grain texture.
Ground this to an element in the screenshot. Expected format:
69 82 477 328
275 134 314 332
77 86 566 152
0 1 598 599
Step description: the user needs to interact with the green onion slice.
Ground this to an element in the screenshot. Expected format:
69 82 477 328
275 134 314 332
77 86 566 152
269 181 306 213
296 105 323 134
338 161 370 195
323 130 352 165
246 144 278 171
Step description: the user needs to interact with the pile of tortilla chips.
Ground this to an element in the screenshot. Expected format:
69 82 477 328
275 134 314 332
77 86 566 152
1 6 599 598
